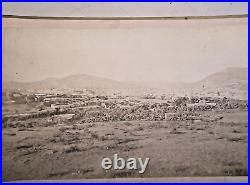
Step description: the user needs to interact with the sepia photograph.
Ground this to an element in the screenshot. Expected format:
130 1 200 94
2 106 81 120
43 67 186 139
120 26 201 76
2 2 248 182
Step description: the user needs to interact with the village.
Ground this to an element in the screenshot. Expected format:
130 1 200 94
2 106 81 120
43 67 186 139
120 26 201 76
2 89 248 180
2 90 248 128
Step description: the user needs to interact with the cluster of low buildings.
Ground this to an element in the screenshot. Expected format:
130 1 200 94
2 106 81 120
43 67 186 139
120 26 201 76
2 91 248 125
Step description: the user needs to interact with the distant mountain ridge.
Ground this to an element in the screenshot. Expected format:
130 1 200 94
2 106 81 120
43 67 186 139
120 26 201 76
3 74 145 95
198 68 247 86
193 68 247 99
3 68 248 99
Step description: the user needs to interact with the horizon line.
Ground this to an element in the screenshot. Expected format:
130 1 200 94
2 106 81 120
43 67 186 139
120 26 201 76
3 67 247 84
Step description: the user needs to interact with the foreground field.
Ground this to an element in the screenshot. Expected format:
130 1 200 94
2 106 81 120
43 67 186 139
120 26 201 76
2 110 248 181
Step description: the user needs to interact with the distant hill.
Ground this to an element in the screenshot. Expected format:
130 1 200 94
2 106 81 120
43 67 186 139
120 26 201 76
198 68 247 87
193 68 248 99
2 74 145 95
3 68 248 99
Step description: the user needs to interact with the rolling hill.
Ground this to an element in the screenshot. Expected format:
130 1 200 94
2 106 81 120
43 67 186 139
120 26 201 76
193 68 247 99
3 68 248 99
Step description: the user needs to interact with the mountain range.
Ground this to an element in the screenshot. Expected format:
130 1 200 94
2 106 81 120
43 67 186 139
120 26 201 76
3 68 248 100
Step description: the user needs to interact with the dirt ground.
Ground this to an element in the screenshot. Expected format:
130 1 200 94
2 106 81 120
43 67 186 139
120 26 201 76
2 110 248 181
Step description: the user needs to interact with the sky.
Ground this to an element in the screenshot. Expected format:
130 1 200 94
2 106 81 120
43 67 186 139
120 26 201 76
3 17 247 83
2 2 248 83
2 2 248 17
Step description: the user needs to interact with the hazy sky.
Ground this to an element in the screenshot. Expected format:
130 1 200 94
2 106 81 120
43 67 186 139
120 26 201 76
2 2 248 17
3 17 248 83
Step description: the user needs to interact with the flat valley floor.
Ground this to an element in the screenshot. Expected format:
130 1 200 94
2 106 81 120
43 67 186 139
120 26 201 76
2 110 248 181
